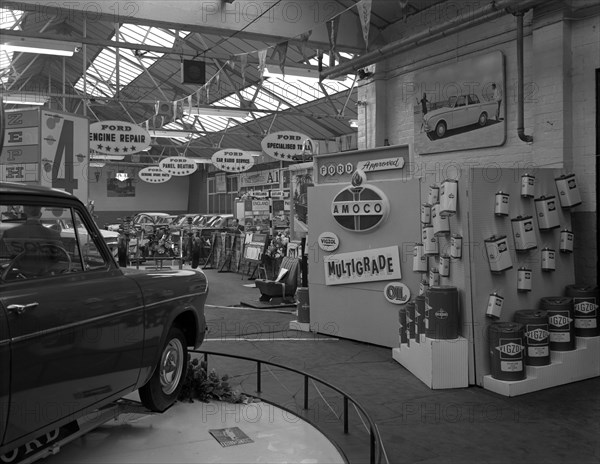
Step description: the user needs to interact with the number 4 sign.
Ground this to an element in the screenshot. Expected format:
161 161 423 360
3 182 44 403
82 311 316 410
40 111 89 205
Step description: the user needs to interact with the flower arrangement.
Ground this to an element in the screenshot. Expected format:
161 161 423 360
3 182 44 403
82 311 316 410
178 357 255 404
265 228 290 259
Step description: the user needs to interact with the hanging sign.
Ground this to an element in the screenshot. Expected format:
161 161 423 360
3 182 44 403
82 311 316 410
159 156 197 176
324 246 401 286
89 120 151 155
139 166 172 183
211 149 255 172
261 131 314 161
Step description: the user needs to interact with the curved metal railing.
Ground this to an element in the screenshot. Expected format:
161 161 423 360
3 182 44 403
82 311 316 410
192 349 386 464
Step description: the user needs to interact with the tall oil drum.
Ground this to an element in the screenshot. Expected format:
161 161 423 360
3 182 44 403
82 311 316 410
414 294 426 341
398 306 408 345
514 310 550 366
406 301 416 340
425 286 459 340
489 322 526 381
540 297 575 351
565 285 599 337
296 287 310 323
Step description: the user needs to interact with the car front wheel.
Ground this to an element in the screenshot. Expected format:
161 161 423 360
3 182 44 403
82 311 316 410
435 121 447 138
139 326 188 412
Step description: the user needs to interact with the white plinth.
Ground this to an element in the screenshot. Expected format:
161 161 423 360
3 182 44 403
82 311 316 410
289 320 313 332
483 336 600 397
392 335 469 389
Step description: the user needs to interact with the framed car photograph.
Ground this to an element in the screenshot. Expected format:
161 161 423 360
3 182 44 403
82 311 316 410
414 51 506 155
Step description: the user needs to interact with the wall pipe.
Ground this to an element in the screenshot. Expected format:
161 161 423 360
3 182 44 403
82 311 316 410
319 0 546 80
515 11 534 143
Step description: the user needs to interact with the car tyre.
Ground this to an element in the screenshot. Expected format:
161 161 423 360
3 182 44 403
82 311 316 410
139 326 188 412
478 112 488 126
435 121 447 138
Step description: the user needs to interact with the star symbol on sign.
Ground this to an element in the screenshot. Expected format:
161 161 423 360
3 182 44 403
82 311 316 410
97 144 104 150
105 146 112 152
131 146 137 151
114 147 120 153
122 147 129 152
274 151 279 157
287 154 292 159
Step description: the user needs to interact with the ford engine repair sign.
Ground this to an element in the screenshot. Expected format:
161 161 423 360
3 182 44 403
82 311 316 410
324 246 401 285
331 170 389 232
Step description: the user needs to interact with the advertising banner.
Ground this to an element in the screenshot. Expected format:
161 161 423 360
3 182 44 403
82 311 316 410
324 246 401 285
40 110 89 204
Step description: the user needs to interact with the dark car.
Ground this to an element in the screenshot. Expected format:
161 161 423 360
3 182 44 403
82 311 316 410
0 182 208 457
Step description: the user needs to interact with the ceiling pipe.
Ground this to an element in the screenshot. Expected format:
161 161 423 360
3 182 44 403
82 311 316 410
514 10 534 143
320 0 546 80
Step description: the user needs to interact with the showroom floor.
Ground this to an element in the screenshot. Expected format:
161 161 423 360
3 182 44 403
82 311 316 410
45 399 345 464
45 265 600 463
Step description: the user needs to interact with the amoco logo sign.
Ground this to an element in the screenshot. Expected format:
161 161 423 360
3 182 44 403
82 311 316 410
331 170 389 232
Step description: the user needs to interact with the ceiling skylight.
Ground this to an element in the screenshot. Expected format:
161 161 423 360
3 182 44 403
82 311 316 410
74 25 182 98
0 8 25 85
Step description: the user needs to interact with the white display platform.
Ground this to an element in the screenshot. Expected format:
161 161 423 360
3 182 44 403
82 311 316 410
289 320 313 332
483 336 600 397
392 336 469 389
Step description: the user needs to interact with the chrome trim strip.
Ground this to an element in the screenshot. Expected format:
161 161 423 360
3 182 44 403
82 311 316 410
8 291 207 344
10 305 144 344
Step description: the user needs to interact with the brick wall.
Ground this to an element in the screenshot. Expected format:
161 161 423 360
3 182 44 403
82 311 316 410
356 5 598 284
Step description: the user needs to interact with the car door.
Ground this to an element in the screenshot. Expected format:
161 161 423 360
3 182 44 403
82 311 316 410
0 199 144 445
453 95 469 128
0 304 9 447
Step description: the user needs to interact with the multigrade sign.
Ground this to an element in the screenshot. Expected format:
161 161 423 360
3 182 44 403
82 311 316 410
211 149 254 173
89 120 150 155
158 156 197 176
261 131 314 161
331 170 389 232
138 166 172 183
324 246 401 286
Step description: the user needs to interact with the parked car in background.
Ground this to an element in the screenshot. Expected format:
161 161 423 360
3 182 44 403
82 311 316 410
0 182 208 459
105 212 171 232
41 217 120 258
423 93 497 139
205 214 235 230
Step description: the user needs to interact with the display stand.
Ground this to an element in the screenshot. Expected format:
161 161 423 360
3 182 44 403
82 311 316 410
392 336 469 389
483 337 600 396
241 233 269 280
201 232 218 270
218 233 238 273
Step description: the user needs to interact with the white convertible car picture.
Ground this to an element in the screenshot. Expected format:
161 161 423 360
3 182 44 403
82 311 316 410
424 94 498 139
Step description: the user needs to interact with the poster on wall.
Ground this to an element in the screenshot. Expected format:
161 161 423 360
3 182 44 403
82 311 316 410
107 177 136 197
414 51 505 155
